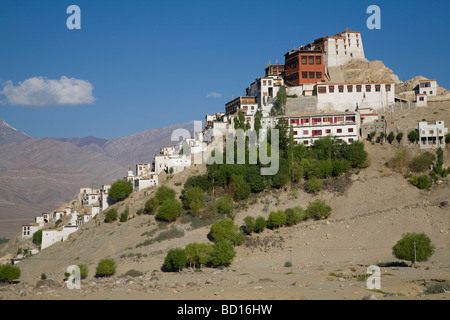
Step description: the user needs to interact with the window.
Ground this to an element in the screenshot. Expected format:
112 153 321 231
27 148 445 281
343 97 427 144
309 56 315 65
430 91 433 95
318 86 326 94
337 129 343 134
329 85 335 93
316 72 322 79
386 84 391 92
346 116 356 122
348 128 354 133
263 80 266 86
316 56 322 64
309 72 315 79
312 118 322 124
304 141 309 145
326 129 331 134
366 85 372 92
294 131 298 135
375 85 381 92
334 116 344 123
323 117 332 123
419 97 425 101
347 85 353 92
338 85 344 93
301 56 307 64
303 130 309 135
302 71 308 79
312 130 322 137
268 80 272 86
356 85 362 92
348 139 354 143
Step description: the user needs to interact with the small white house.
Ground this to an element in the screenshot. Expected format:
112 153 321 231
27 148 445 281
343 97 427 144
417 80 437 97
416 93 428 107
418 121 448 149
41 225 79 250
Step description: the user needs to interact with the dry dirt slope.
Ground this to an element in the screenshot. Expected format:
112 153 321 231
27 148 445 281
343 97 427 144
0 140 449 300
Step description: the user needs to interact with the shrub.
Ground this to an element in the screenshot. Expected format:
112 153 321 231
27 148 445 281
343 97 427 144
78 264 89 279
155 186 176 204
154 227 184 242
105 208 118 223
446 133 450 144
306 177 323 194
136 208 143 216
156 199 182 222
410 175 432 190
185 242 213 268
285 207 305 226
392 233 435 267
396 132 404 144
230 174 251 201
41 273 47 280
332 160 351 176
306 199 332 220
408 130 419 143
267 210 287 229
216 194 234 215
254 216 266 233
387 149 410 171
120 206 129 222
145 197 159 215
33 229 43 246
410 152 435 173
243 216 256 234
181 187 205 216
164 248 187 271
184 175 212 192
109 179 133 201
0 264 21 282
209 239 236 267
346 141 368 168
95 258 116 277
387 132 395 144
210 219 244 245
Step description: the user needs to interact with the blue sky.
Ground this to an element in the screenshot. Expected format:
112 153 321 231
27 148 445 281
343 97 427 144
0 0 449 139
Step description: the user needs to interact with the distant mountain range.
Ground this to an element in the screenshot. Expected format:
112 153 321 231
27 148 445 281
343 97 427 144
0 119 193 236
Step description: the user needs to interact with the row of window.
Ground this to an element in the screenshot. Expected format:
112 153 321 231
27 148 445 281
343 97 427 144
297 138 354 146
287 116 356 125
293 128 354 136
301 55 322 65
318 84 391 94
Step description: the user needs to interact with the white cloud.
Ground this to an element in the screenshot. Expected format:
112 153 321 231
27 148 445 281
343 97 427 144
206 91 222 98
1 76 95 107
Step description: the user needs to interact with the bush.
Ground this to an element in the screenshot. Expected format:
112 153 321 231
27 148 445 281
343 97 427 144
230 174 251 201
0 264 21 282
109 179 133 201
267 210 287 229
164 248 187 271
346 141 368 168
332 160 351 176
410 152 435 173
392 233 435 267
41 273 47 280
210 219 244 245
387 132 395 144
306 177 323 194
396 132 404 144
33 229 42 246
408 130 419 143
95 258 117 277
184 175 212 192
306 199 332 220
145 197 159 215
185 242 212 268
446 133 450 144
120 206 129 222
156 199 182 222
181 187 205 216
410 175 432 190
105 208 118 223
78 264 89 279
254 216 266 233
285 207 305 226
243 216 256 234
216 194 234 215
209 239 236 267
155 186 176 204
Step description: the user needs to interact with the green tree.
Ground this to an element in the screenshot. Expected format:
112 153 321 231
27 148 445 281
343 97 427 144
184 175 212 192
234 111 250 131
209 239 236 267
95 258 117 277
410 152 435 173
230 174 251 201
105 208 118 223
446 133 450 144
396 132 404 144
410 175 432 190
346 141 368 168
181 187 205 216
392 233 435 268
156 199 182 222
243 216 256 234
436 147 444 175
185 243 212 268
306 199 332 220
267 210 287 229
387 132 395 144
145 197 159 215
33 229 42 246
210 219 244 245
120 206 129 222
285 207 305 226
216 194 234 215
408 130 419 144
276 86 287 114
0 264 21 282
164 248 187 271
109 179 133 201
155 186 177 204
254 216 266 233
